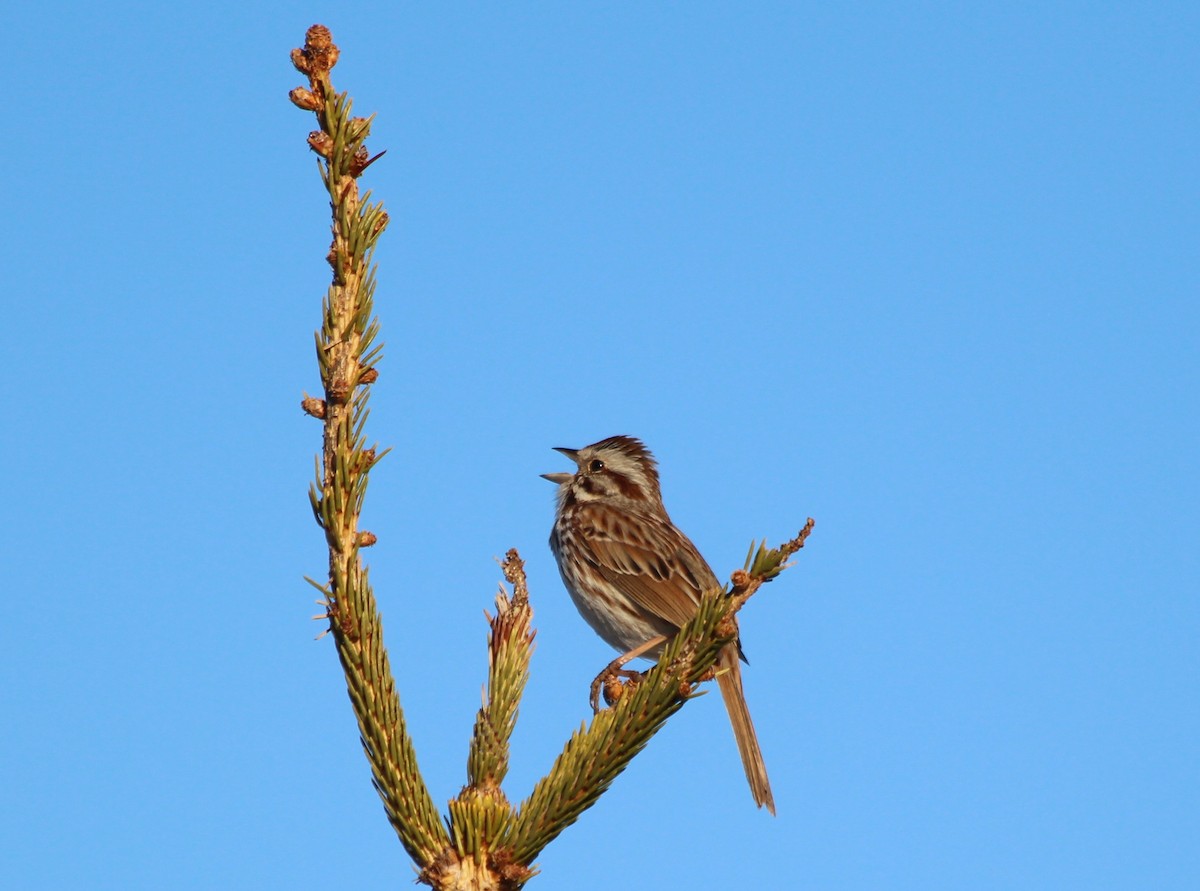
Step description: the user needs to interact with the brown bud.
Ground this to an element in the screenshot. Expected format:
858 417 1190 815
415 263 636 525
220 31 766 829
301 25 339 73
290 47 310 75
327 378 351 404
300 396 327 419
602 675 626 707
358 367 379 385
716 614 739 641
289 87 321 111
493 852 536 885
305 24 333 50
307 131 333 158
348 145 370 177
357 531 378 547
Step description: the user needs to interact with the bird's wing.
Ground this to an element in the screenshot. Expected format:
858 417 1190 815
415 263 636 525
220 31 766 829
573 502 721 631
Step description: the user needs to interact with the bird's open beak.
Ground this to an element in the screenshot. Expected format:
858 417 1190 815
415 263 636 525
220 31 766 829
541 446 580 484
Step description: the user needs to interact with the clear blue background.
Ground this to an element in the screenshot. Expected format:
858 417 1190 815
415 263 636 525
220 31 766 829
6 3 1196 888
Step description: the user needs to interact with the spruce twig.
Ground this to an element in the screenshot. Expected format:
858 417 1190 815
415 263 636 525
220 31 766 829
292 24 447 869
426 551 538 889
467 550 536 790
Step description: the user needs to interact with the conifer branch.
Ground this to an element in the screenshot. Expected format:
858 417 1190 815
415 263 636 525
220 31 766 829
428 551 536 890
467 550 536 790
291 25 815 889
292 24 447 869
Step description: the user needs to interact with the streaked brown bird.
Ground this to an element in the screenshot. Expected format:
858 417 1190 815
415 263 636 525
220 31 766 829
542 435 774 814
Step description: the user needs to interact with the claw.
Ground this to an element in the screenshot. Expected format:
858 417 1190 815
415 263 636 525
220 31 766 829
586 634 669 712
589 663 644 711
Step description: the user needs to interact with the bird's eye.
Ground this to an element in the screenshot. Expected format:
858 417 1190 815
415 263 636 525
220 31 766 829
589 459 604 472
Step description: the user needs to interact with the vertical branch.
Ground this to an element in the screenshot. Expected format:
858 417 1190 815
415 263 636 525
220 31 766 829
436 551 536 889
466 550 536 790
292 24 448 868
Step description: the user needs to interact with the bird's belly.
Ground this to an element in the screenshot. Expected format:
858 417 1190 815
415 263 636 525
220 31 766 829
564 584 669 656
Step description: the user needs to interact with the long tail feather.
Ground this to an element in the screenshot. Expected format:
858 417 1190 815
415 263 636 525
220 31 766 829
716 644 775 814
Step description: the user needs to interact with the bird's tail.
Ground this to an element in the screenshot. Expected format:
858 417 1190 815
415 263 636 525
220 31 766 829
716 644 775 815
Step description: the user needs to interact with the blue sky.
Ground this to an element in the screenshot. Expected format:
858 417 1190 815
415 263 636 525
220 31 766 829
5 3 1197 888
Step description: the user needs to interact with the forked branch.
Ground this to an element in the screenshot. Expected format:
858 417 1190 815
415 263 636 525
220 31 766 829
292 25 814 890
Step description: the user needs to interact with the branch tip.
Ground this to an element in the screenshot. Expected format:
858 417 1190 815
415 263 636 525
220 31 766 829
500 549 528 605
292 25 339 77
782 518 816 556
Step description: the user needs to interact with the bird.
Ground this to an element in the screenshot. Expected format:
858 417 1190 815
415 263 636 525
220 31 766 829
542 435 774 813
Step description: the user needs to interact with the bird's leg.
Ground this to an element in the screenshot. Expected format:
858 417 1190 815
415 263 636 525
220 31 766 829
589 635 668 712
